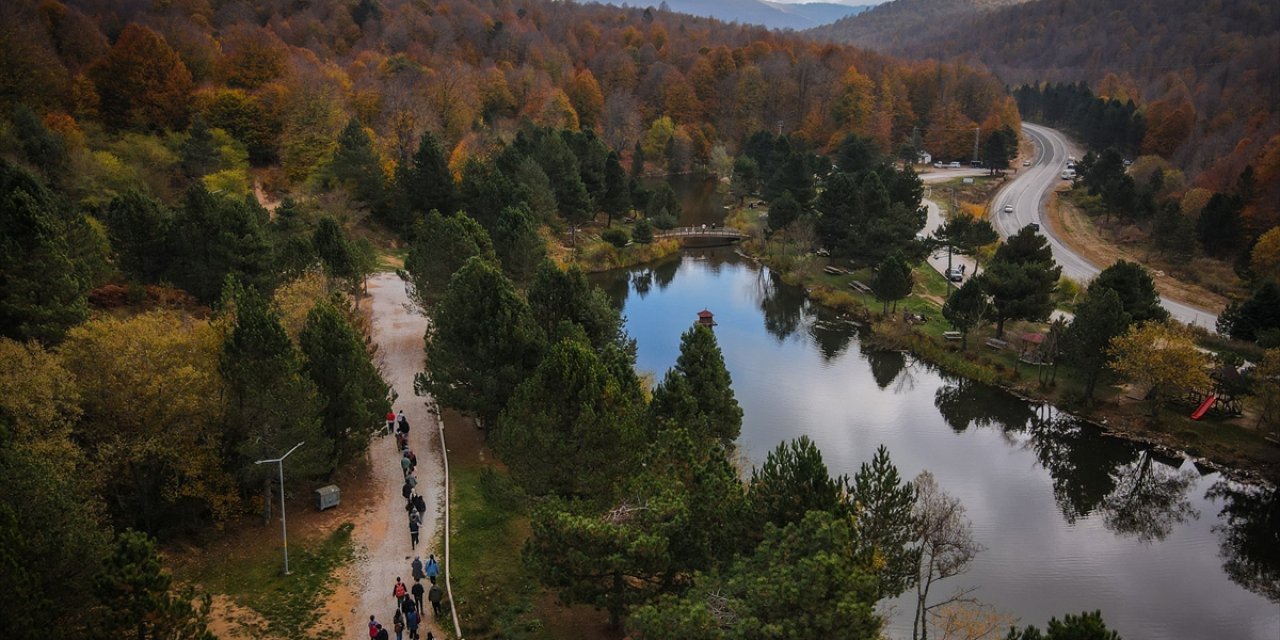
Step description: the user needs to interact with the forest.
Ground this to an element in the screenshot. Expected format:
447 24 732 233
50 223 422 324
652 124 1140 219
817 0 1280 216
0 0 1025 637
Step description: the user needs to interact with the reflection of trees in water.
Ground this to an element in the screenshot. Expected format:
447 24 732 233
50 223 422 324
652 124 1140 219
865 348 907 390
1207 482 1280 603
932 376 1036 434
809 313 856 361
754 270 808 342
652 254 682 289
1099 450 1199 543
1025 415 1137 524
632 270 653 297
597 271 632 310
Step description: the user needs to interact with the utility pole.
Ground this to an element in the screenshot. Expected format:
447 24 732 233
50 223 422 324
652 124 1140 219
972 127 981 164
256 441 305 576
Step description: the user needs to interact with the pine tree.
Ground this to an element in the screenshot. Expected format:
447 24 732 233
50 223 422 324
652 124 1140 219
397 130 457 220
747 436 845 533
219 284 331 510
942 278 987 349
0 160 88 344
182 115 220 178
526 261 619 349
404 211 496 308
312 217 357 286
328 118 385 207
871 251 913 313
1064 286 1129 403
92 530 215 640
420 257 545 428
104 190 175 281
299 295 390 466
602 151 631 226
848 445 919 599
650 323 742 445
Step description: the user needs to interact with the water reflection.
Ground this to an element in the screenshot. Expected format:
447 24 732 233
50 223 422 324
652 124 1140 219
1024 416 1136 524
753 270 807 342
865 348 907 390
932 375 1036 434
1208 482 1280 603
1098 450 1200 543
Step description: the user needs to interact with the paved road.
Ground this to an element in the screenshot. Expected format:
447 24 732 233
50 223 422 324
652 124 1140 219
989 123 1219 330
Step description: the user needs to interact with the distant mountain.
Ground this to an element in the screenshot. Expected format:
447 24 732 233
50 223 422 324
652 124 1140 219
637 0 871 30
808 0 1031 50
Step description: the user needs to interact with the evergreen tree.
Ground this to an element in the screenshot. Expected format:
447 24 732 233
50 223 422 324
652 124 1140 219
420 257 545 428
299 296 391 466
602 151 631 226
628 511 882 639
645 181 682 220
1090 260 1168 324
980 228 1061 338
765 152 816 209
526 261 620 349
10 106 67 179
1217 282 1280 344
1064 286 1129 403
1197 192 1243 258
748 436 846 533
457 157 523 234
269 197 317 278
872 251 913 313
328 117 385 207
312 217 357 286
1152 203 1197 260
630 140 645 177
536 132 593 232
490 205 546 287
942 278 987 349
181 115 220 178
168 185 275 303
650 323 742 445
104 190 175 282
768 191 802 233
632 218 654 244
848 445 919 599
219 284 331 509
512 156 559 223
92 530 215 640
403 211 496 308
0 161 88 344
495 336 646 499
390 130 456 228
1005 610 1122 640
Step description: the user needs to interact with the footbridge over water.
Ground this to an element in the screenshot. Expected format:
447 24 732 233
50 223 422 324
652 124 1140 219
654 227 749 245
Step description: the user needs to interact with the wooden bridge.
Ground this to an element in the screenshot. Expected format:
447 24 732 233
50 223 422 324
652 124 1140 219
653 227 749 243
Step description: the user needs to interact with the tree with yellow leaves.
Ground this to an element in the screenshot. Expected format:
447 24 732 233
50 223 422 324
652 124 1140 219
1107 321 1211 417
60 311 238 531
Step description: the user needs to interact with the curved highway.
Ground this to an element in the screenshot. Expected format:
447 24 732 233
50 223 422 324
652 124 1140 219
991 123 1219 330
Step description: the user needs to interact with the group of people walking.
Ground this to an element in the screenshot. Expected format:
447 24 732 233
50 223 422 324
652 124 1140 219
368 408 446 640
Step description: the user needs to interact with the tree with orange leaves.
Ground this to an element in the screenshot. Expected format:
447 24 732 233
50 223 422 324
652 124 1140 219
90 24 192 131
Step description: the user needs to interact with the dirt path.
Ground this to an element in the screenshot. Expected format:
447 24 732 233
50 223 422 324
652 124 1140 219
349 273 447 638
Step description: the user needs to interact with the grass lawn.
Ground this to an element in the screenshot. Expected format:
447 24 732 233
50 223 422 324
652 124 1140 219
188 522 355 639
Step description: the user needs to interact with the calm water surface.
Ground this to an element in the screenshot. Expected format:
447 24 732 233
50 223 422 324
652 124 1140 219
594 251 1279 640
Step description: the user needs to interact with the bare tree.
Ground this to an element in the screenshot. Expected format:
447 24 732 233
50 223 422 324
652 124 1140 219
912 471 984 640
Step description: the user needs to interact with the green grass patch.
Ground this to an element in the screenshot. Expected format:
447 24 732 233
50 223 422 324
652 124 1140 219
449 461 551 639
193 522 355 639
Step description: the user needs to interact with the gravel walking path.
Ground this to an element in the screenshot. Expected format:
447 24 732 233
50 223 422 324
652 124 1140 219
350 273 447 639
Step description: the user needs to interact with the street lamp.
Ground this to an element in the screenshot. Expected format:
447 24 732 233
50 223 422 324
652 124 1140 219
255 441 305 575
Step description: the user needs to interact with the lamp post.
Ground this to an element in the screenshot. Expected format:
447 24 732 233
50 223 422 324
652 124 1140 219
255 441 305 575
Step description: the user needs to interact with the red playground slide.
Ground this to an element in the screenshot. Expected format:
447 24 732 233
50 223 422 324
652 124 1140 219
1191 394 1217 420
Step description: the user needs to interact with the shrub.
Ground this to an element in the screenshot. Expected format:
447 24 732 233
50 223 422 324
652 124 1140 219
601 227 629 248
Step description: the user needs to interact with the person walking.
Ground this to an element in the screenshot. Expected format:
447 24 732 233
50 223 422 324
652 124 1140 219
427 577 443 618
386 410 396 435
411 578 425 615
392 609 404 640
369 614 379 638
407 448 418 474
397 409 406 429
411 555 424 582
425 554 439 581
375 623 389 640
412 493 427 515
409 515 420 549
406 607 420 640
392 577 408 610
400 451 411 478
405 473 417 491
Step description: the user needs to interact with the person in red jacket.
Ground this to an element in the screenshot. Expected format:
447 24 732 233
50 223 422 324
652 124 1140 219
386 410 396 435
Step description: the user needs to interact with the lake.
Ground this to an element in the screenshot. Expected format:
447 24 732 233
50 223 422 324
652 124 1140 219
594 249 1279 640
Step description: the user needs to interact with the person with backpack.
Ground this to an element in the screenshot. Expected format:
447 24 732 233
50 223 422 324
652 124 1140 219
407 448 418 473
409 514 420 549
392 577 408 610
375 623 389 640
412 493 427 515
369 614 379 638
392 609 404 640
400 450 411 477
406 606 420 640
425 554 439 580
427 577 443 618
411 555 424 581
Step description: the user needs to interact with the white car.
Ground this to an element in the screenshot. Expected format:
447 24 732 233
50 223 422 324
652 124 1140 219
1023 160 1031 166
1003 204 1014 213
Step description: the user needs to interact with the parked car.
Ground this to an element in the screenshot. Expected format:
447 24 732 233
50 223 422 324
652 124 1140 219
1027 222 1040 231
948 161 961 168
1023 160 1031 166
945 265 965 282
1003 204 1014 213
